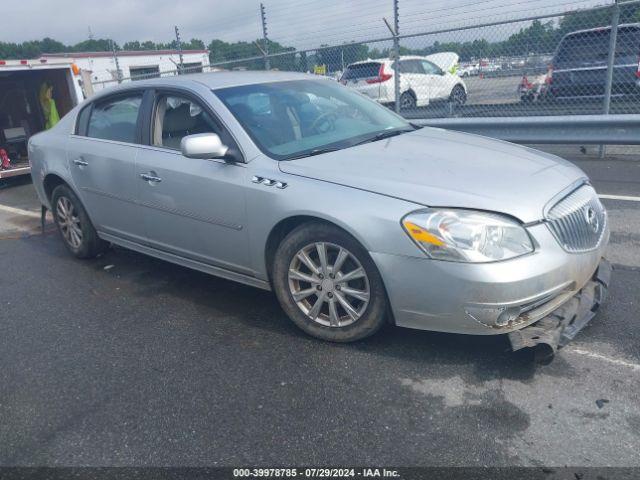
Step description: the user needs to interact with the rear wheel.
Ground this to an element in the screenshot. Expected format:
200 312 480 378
399 91 417 111
272 222 388 342
51 184 107 259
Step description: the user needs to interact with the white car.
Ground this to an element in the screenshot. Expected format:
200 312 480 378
340 53 467 110
458 63 480 77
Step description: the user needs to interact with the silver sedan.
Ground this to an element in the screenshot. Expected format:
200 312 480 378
29 71 610 356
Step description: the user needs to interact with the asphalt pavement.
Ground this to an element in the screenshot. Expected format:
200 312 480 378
0 148 638 467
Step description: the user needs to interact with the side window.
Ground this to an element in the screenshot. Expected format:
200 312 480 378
399 60 426 74
421 61 442 75
87 94 143 143
75 104 92 135
399 60 419 74
153 94 221 150
411 60 426 74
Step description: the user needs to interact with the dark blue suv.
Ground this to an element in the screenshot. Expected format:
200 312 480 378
550 23 640 99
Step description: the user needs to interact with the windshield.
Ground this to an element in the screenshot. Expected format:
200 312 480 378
214 79 411 160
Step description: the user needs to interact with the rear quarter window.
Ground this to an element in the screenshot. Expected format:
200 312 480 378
342 62 382 80
75 104 92 135
555 30 610 67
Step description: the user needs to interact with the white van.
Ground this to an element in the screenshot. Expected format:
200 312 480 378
0 58 85 178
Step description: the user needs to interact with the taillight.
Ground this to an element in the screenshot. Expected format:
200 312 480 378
366 64 393 84
520 75 532 89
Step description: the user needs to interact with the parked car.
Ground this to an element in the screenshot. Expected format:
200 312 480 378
458 63 480 77
29 71 610 357
549 23 640 99
340 53 467 110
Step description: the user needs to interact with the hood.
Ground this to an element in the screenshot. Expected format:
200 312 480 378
278 128 586 223
425 52 459 73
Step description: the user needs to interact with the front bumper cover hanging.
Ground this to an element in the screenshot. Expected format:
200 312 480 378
508 258 612 354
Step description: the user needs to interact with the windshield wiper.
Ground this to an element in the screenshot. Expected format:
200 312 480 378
351 128 414 147
283 127 416 160
284 147 343 161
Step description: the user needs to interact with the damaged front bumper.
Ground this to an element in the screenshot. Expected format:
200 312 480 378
508 258 611 354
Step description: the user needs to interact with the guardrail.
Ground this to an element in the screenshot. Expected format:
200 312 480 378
415 114 640 145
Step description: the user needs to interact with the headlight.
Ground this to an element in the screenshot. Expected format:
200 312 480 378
402 209 534 263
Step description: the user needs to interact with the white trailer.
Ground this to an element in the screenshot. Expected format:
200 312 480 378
0 58 85 179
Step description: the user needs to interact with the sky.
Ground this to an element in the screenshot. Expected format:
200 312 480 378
5 0 607 50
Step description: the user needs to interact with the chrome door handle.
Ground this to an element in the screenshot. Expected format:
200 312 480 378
139 173 162 183
73 158 88 167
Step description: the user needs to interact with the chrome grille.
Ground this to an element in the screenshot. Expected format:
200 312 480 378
546 184 607 253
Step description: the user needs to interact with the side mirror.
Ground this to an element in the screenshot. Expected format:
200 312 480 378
181 133 231 160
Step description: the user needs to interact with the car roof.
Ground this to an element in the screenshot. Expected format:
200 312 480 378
347 55 436 67
89 70 325 99
562 22 640 39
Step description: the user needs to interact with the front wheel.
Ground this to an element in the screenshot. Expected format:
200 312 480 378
450 84 467 106
399 91 417 111
272 222 388 342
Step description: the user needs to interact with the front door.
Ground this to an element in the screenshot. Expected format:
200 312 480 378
67 91 146 242
421 60 449 100
135 91 251 274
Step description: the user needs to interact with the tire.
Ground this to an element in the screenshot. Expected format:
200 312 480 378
450 84 467 106
272 222 388 342
51 184 108 259
399 91 417 111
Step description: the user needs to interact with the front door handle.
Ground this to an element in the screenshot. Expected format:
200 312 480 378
139 173 162 183
73 158 88 167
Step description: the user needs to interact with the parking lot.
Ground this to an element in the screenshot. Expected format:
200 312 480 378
405 75 640 119
0 147 639 467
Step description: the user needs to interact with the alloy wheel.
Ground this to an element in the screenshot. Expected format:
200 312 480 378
288 242 370 327
451 86 466 105
400 92 416 110
55 196 83 249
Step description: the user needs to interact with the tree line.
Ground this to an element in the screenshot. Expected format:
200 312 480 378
2 3 638 71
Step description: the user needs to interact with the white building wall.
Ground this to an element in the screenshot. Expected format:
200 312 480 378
67 52 209 90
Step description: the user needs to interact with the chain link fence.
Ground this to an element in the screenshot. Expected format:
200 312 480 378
93 0 640 125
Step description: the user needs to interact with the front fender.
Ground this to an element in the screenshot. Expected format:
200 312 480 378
245 157 425 281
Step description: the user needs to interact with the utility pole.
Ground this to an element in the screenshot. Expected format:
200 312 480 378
383 0 401 113
110 40 122 83
600 0 620 158
175 25 185 74
260 3 270 70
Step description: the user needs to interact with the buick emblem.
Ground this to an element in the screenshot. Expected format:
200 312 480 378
584 206 599 233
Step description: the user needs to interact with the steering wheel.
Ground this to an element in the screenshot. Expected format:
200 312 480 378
310 112 336 134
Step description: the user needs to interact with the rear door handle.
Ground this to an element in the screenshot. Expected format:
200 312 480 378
73 158 88 167
139 173 162 183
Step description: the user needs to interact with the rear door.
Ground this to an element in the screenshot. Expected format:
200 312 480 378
398 59 429 103
67 90 146 242
135 88 251 273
